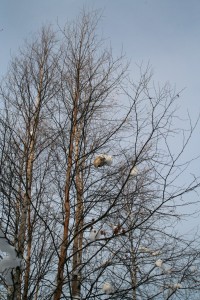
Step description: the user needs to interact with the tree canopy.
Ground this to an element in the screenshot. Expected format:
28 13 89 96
0 10 200 300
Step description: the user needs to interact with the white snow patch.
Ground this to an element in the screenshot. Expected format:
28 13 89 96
102 282 114 294
155 259 163 268
130 166 138 176
89 229 101 241
174 283 182 289
0 229 21 286
139 246 151 253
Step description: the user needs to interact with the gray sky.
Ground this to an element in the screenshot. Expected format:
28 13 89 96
1 0 200 230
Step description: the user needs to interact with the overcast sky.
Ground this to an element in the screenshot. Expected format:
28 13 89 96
1 0 200 231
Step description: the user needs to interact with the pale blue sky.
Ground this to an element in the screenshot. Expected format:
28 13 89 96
1 0 200 229
2 1 199 150
1 0 200 110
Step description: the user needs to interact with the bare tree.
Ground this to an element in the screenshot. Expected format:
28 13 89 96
0 25 60 299
0 10 199 300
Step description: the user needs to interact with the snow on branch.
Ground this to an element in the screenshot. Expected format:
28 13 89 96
130 166 138 176
102 282 114 294
155 259 163 268
0 229 21 286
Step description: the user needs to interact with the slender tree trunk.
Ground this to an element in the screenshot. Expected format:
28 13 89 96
17 150 34 300
54 99 79 300
14 163 25 300
72 126 84 298
21 67 44 300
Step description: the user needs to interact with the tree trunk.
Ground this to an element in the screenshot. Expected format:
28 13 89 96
54 100 79 300
72 126 84 298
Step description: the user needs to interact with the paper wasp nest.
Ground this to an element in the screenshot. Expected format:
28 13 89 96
93 154 112 168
